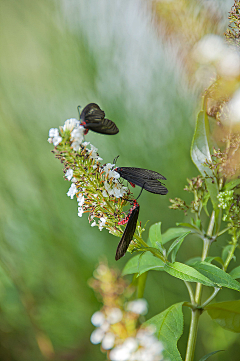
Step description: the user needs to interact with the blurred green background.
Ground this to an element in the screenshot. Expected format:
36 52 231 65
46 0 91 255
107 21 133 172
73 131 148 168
0 0 239 360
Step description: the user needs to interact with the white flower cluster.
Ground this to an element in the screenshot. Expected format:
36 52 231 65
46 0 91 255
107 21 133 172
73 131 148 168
103 163 128 198
48 118 130 233
48 128 62 146
109 328 164 361
90 299 164 361
192 34 240 86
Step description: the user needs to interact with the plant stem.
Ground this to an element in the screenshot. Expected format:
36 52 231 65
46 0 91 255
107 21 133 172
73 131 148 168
223 228 238 271
137 272 148 298
185 309 201 361
185 211 215 361
184 281 195 304
201 287 220 308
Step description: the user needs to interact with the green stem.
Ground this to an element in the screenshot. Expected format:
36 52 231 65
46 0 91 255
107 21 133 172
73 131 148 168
185 211 215 361
185 309 201 361
201 287 220 308
223 228 238 271
184 281 195 304
137 272 148 298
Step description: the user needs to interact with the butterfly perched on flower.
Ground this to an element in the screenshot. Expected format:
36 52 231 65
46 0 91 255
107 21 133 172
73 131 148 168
79 103 119 135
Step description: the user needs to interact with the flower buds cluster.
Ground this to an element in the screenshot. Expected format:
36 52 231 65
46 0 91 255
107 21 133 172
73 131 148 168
89 262 164 361
217 190 240 227
48 118 132 236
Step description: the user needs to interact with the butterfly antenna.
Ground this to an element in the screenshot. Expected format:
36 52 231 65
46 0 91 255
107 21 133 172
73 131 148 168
113 155 120 165
77 105 81 119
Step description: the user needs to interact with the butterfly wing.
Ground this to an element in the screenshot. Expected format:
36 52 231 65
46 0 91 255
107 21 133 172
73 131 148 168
84 118 119 135
80 103 119 134
114 171 168 195
115 167 166 180
80 103 105 123
115 204 140 260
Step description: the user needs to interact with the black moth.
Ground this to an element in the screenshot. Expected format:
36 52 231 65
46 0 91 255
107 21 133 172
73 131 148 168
115 201 140 260
114 167 168 195
79 103 119 135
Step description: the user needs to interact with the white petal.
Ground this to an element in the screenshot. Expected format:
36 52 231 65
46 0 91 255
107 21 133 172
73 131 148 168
123 337 138 352
127 299 148 315
65 169 73 181
101 332 115 350
67 183 77 199
63 118 80 132
90 328 105 344
49 128 59 137
52 136 62 146
107 308 123 324
91 311 105 327
109 346 131 361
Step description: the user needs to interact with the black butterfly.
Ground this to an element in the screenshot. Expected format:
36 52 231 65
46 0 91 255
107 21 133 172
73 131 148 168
78 103 119 135
115 201 140 260
114 167 168 195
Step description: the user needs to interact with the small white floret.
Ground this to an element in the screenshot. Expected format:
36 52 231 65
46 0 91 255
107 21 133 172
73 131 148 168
91 311 105 327
49 128 59 137
107 308 123 324
67 183 77 199
126 299 148 315
65 169 73 181
52 136 62 146
90 328 105 344
102 332 115 350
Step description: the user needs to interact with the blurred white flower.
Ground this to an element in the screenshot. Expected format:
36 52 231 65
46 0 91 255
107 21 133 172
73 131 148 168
226 88 240 124
91 220 97 227
109 345 131 361
65 169 73 181
102 332 115 350
91 311 105 327
107 308 123 324
90 328 105 344
52 136 62 146
62 118 80 132
70 126 85 150
49 128 59 137
192 34 226 64
123 337 138 352
217 50 240 77
126 299 148 315
67 183 78 199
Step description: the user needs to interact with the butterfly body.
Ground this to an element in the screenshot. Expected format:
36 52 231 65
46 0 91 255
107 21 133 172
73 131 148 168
115 201 140 260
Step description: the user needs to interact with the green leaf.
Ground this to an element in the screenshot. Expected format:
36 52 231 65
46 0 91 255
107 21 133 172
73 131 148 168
191 110 219 210
202 193 210 216
206 300 240 333
167 232 191 263
149 222 162 247
176 222 201 233
198 350 224 361
163 262 217 287
230 266 240 279
186 257 224 267
122 253 164 276
191 261 240 291
223 178 240 191
144 302 184 361
162 227 190 244
222 245 234 263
